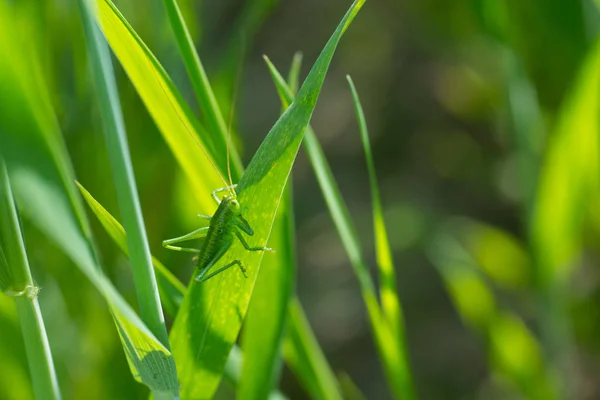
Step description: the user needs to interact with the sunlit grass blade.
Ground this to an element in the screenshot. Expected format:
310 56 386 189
283 298 343 400
160 0 243 175
428 225 556 399
0 161 61 400
0 3 179 395
263 56 414 399
76 182 185 317
94 0 229 215
79 0 169 349
168 2 365 397
347 75 414 395
531 38 600 396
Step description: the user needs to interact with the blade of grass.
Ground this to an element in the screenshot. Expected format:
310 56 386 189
347 75 414 396
0 4 179 395
264 57 413 399
168 2 365 397
287 52 303 96
283 298 343 400
160 0 243 175
79 0 170 349
94 0 227 215
0 160 61 400
76 181 185 317
531 37 600 397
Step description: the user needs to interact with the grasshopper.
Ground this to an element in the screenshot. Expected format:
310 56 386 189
162 185 273 283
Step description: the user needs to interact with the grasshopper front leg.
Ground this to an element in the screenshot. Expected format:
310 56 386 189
162 226 209 253
211 184 238 204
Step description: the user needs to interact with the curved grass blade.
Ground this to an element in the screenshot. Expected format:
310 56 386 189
168 2 365 397
160 0 243 175
347 75 414 395
76 182 185 317
264 58 414 400
79 0 169 349
0 161 62 400
0 5 178 395
94 0 229 214
283 298 343 400
530 38 600 396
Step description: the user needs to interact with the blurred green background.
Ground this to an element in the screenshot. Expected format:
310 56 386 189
2 0 600 399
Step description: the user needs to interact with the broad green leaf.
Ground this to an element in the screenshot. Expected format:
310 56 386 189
0 4 178 395
168 2 365 397
95 0 229 216
263 56 411 399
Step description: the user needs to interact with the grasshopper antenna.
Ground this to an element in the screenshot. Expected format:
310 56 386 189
226 33 247 199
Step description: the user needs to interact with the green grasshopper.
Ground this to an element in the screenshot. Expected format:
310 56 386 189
162 184 273 283
155 59 272 283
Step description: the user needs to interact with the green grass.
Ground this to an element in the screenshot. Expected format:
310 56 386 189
0 161 61 400
3 0 598 399
78 0 170 350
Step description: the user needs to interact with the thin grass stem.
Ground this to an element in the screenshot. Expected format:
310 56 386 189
78 0 170 350
0 160 61 400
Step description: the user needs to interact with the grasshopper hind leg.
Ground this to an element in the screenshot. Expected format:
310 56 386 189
195 260 247 283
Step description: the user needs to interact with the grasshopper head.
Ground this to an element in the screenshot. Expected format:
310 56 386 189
230 198 241 215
